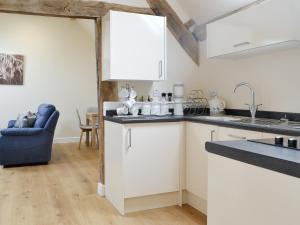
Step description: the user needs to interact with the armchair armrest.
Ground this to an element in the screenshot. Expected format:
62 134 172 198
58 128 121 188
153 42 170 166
1 128 43 136
8 120 16 128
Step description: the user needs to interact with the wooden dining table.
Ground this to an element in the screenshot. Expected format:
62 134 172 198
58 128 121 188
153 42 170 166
86 112 99 150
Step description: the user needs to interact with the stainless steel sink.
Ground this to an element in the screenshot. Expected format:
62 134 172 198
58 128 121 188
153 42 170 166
237 118 284 126
198 116 242 122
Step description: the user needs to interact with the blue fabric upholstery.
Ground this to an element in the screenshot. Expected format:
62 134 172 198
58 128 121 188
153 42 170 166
1 128 43 136
34 104 56 128
0 104 59 167
8 120 16 128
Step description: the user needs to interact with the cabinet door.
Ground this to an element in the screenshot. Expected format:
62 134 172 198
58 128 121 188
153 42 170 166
262 132 289 139
123 123 183 198
207 0 298 58
110 11 166 81
186 122 218 200
218 127 262 141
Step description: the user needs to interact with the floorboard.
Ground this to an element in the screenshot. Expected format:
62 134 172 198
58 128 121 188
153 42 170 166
0 143 207 225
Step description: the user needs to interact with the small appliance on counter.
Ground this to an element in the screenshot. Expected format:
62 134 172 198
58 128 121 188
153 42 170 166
209 91 226 116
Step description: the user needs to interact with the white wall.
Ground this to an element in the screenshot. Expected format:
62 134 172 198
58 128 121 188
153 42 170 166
0 13 97 139
198 41 300 113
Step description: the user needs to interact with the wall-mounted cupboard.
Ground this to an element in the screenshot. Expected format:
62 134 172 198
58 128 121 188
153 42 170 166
102 11 167 81
207 0 300 58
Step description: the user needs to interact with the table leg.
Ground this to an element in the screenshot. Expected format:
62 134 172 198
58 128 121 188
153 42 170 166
91 117 97 150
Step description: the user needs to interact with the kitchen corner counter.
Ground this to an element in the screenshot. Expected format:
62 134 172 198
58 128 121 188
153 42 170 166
104 115 185 124
206 140 300 178
104 115 300 136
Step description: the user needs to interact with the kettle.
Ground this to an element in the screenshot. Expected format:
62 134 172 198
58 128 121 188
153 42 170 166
209 91 226 116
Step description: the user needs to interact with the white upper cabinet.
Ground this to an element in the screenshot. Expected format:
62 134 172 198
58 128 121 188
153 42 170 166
207 0 300 58
102 11 167 81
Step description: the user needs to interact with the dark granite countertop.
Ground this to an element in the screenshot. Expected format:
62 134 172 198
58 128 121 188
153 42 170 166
104 115 300 136
205 140 300 178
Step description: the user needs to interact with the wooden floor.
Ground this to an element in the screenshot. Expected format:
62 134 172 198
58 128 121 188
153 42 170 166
0 143 207 225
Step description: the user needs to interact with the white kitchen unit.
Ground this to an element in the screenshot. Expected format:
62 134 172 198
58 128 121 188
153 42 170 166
105 121 184 214
208 153 300 225
102 10 167 81
185 123 262 214
218 127 262 140
185 122 218 214
207 0 300 58
262 132 289 139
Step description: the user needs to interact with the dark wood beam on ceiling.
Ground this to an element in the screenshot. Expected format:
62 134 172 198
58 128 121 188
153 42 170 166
0 0 153 18
147 0 199 65
184 19 196 30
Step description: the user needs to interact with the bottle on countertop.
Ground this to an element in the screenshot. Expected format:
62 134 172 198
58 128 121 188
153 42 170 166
167 93 173 102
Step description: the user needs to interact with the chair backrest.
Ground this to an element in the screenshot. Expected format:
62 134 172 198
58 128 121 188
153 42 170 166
44 111 60 133
34 104 56 128
76 109 82 126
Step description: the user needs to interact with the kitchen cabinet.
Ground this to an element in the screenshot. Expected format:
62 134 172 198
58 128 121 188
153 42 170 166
218 127 262 140
208 152 300 225
207 0 300 58
102 10 166 81
186 122 218 214
185 123 262 214
262 132 289 139
105 121 184 214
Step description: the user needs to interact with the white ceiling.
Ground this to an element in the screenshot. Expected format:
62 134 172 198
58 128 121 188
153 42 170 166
176 0 258 25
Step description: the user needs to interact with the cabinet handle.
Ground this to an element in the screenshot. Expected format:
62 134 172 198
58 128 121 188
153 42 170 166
233 42 250 48
159 60 163 78
210 130 216 141
127 128 132 149
228 134 247 140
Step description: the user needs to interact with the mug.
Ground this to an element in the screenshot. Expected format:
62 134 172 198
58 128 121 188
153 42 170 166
117 107 129 115
142 103 151 115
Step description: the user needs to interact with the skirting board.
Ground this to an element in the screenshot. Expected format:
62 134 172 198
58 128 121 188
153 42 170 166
54 137 80 144
125 192 180 214
97 183 105 197
183 190 207 215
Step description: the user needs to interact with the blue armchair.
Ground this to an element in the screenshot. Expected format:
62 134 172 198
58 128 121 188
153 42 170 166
0 104 59 167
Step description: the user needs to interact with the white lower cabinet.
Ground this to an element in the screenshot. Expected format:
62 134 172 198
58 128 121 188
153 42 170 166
185 122 218 214
185 124 262 215
208 153 300 225
105 120 275 215
218 127 263 140
105 121 184 214
262 132 289 139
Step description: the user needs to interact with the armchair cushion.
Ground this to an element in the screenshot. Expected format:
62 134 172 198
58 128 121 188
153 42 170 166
1 128 43 136
8 120 16 128
34 104 56 128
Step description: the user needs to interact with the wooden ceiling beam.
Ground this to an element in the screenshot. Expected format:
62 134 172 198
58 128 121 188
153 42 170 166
146 0 199 65
0 0 153 18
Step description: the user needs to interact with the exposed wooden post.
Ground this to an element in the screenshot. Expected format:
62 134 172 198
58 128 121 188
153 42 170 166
146 0 200 65
95 18 118 185
0 0 153 18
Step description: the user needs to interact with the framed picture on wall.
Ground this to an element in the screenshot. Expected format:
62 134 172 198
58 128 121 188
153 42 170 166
0 53 24 85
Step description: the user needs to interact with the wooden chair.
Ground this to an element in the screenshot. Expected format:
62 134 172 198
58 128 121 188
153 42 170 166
76 109 98 150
